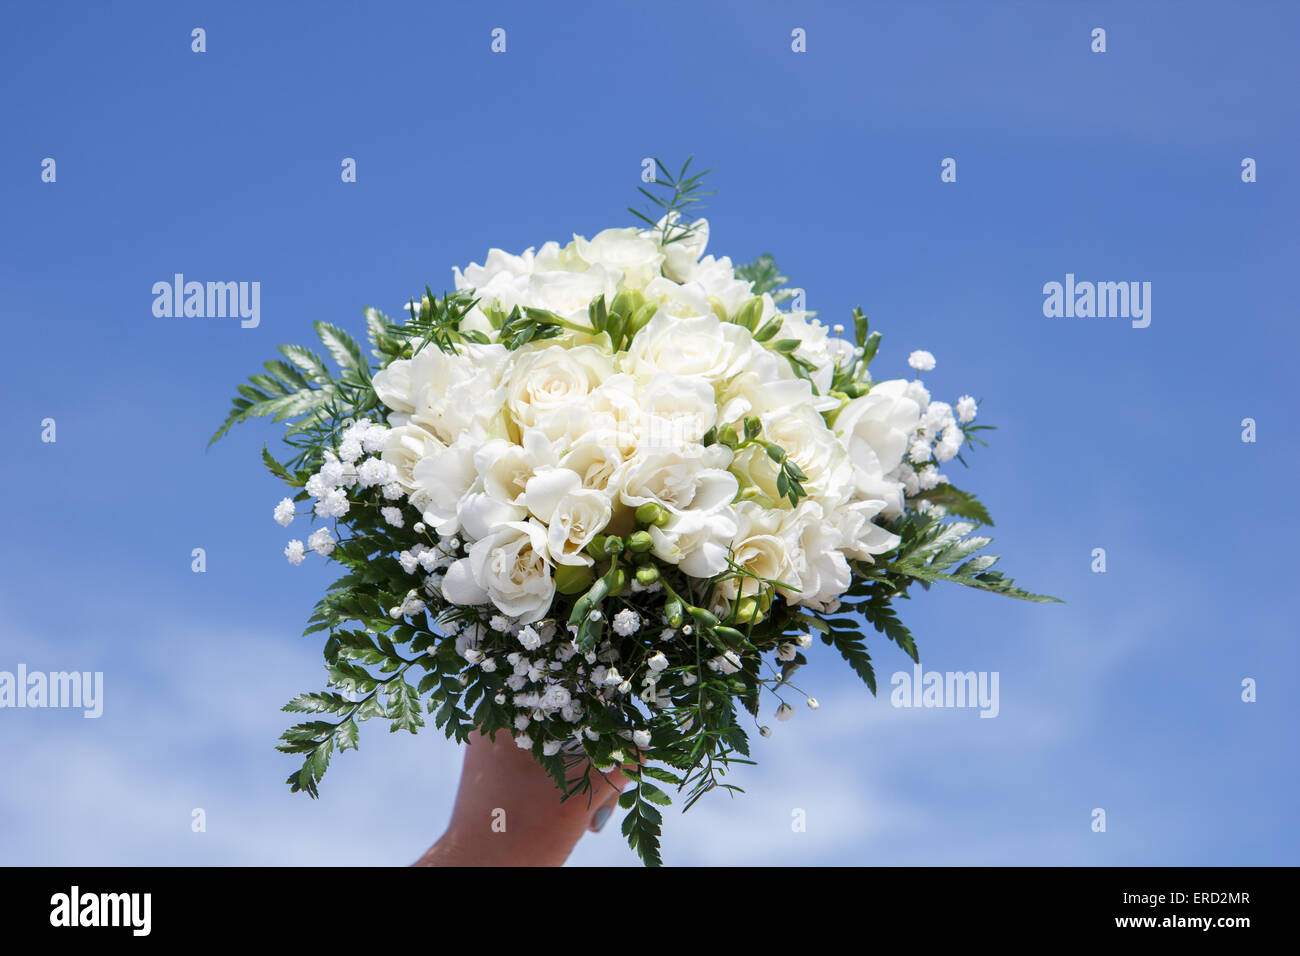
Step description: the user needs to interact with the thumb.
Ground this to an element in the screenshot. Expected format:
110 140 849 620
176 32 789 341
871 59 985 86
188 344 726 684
589 787 623 833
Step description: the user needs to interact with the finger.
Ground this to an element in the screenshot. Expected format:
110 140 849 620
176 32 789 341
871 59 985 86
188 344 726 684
589 787 623 833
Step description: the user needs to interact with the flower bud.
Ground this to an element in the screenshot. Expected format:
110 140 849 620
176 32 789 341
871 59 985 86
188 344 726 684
734 296 764 331
635 564 660 585
733 596 761 623
688 606 719 628
627 530 654 553
635 501 669 527
665 599 684 628
554 563 595 595
602 567 627 596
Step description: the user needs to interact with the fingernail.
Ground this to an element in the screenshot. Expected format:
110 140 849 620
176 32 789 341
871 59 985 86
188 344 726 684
592 805 612 832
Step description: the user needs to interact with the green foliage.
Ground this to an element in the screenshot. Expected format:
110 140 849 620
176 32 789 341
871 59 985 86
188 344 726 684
629 155 714 245
209 336 345 448
394 288 482 355
496 305 568 350
619 770 666 867
914 484 994 526
882 514 1061 603
735 254 797 305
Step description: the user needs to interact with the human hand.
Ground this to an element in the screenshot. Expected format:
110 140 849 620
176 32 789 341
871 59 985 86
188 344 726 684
413 730 628 867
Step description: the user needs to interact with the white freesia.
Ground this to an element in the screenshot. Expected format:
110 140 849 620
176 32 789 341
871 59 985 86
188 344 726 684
620 443 737 517
637 372 718 450
381 424 447 490
776 501 853 611
716 503 791 601
559 433 629 492
833 379 923 516
375 343 509 444
574 227 665 288
545 487 614 566
655 217 710 283
647 507 738 578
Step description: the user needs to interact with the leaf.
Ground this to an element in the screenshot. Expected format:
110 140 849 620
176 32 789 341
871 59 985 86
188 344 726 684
261 445 295 483
282 692 351 715
735 254 793 302
620 786 665 867
314 321 367 379
386 678 425 734
827 630 877 694
278 344 332 384
914 485 994 526
335 718 360 751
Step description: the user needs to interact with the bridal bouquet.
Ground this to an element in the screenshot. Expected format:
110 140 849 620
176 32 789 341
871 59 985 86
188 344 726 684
213 161 1055 865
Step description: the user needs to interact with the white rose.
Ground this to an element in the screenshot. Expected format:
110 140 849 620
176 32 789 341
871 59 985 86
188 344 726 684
623 312 754 385
730 405 852 508
641 275 713 318
453 241 565 292
505 343 615 431
695 255 755 316
475 431 561 506
717 355 819 424
522 265 619 322
530 373 641 452
775 309 836 393
454 519 556 623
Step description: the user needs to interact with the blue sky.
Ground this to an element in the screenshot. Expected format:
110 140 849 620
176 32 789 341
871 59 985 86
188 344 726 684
1 0 1295 865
